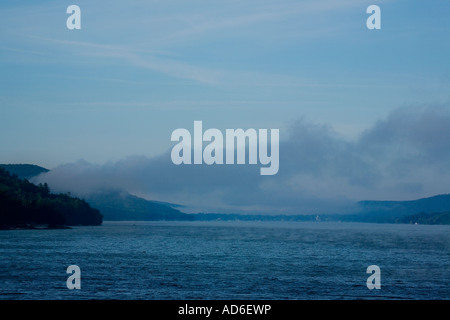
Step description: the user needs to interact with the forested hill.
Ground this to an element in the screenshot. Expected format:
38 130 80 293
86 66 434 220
0 163 194 222
0 167 103 229
355 194 450 223
358 194 450 216
86 189 194 221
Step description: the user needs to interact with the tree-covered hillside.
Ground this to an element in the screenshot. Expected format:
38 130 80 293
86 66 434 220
0 168 102 229
396 211 450 225
86 189 194 221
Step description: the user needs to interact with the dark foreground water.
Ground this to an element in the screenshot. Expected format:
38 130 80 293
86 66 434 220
0 221 448 300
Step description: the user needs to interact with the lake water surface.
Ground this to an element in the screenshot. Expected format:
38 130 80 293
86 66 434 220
0 221 448 300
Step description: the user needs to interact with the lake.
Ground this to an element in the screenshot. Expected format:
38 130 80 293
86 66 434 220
0 221 448 300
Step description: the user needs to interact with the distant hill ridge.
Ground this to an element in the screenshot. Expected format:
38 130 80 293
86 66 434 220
357 194 450 221
1 163 449 224
85 189 193 221
359 194 450 213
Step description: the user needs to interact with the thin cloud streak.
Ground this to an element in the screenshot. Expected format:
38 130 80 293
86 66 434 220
24 35 221 84
162 0 382 41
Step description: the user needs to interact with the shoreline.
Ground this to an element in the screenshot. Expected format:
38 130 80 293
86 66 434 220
0 224 72 230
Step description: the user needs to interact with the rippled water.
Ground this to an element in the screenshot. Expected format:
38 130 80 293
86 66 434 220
0 221 448 300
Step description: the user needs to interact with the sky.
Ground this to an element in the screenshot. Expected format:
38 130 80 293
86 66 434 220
1 0 450 214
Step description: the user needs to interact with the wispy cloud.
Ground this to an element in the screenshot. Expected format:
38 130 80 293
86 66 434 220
23 35 221 84
161 0 380 41
0 0 402 88
0 46 48 56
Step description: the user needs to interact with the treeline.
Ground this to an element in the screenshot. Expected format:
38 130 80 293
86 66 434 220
192 211 450 225
192 213 320 221
0 168 102 229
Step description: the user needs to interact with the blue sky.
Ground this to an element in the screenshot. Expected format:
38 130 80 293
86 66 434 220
1 1 450 212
